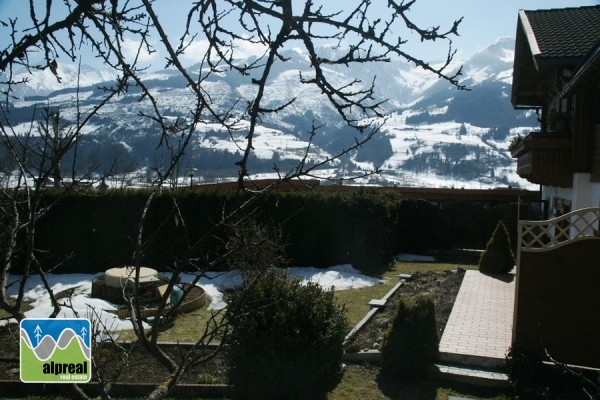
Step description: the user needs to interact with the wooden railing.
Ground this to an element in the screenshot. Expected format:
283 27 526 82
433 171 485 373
518 207 600 252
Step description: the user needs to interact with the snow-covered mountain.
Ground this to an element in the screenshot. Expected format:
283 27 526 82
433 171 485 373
1 37 538 189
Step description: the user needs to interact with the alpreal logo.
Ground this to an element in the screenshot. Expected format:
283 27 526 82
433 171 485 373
20 318 91 383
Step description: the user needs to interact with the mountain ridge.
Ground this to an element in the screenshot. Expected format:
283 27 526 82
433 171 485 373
2 38 537 189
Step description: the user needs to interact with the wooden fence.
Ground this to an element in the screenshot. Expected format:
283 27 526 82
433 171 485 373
513 208 600 368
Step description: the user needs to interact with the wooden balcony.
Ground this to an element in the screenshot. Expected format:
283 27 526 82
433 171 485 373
510 132 572 188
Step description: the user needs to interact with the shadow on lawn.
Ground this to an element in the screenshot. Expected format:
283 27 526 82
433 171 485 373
377 373 508 400
376 373 437 399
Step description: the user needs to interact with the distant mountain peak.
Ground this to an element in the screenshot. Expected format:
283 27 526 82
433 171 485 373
2 37 537 189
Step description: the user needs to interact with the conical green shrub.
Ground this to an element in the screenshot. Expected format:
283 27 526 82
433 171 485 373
479 220 515 274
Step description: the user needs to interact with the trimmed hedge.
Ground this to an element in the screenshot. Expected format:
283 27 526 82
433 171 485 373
13 188 519 274
33 189 246 274
261 190 399 273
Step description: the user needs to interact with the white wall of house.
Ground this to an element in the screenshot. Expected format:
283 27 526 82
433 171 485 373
572 173 593 210
542 173 600 217
569 173 600 209
541 174 600 238
592 181 600 207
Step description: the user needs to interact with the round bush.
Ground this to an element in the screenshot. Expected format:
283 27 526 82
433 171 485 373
380 295 438 379
225 269 349 400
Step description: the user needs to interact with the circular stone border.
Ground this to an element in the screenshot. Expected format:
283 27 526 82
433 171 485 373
105 266 158 288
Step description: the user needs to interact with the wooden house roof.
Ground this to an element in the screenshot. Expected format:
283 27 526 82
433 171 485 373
512 5 600 108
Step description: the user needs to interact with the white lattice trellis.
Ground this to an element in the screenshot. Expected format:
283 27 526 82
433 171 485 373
519 207 600 252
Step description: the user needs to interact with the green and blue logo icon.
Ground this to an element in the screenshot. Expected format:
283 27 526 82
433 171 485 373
20 318 91 383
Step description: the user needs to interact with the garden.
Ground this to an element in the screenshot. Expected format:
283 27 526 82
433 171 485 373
5 189 584 399
1 250 513 400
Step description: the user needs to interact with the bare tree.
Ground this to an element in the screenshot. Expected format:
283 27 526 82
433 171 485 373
191 0 465 187
0 0 465 398
0 96 120 322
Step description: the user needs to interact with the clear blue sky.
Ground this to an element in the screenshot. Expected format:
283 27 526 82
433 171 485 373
388 0 600 61
1 0 599 68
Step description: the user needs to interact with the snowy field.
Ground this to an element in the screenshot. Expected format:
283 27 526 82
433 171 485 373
2 264 387 332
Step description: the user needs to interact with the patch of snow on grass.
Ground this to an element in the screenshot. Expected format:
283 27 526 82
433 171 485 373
4 265 383 330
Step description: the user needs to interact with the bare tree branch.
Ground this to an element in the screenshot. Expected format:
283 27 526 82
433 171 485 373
0 1 467 398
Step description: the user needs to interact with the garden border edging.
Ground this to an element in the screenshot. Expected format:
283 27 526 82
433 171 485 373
342 274 411 363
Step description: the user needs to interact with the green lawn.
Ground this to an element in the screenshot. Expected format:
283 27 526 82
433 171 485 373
116 304 222 342
9 258 510 400
114 260 477 341
114 260 479 341
328 363 509 400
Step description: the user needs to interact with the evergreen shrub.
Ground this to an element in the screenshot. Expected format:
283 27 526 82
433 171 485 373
225 269 348 400
380 295 438 379
478 220 515 274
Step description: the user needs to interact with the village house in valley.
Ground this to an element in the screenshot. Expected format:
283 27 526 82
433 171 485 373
510 5 600 369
